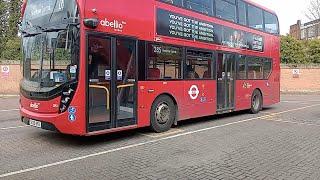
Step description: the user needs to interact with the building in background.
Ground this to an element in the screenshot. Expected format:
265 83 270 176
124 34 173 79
290 19 320 40
289 20 302 40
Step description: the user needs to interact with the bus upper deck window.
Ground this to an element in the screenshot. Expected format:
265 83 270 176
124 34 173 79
161 0 182 6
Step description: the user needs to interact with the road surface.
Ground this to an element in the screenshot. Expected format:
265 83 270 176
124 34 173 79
0 95 320 179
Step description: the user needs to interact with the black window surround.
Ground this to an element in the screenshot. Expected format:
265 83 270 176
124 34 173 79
184 0 214 16
237 0 247 26
236 55 273 80
158 0 280 36
185 49 215 80
146 43 183 80
146 42 218 81
216 0 237 23
144 42 272 81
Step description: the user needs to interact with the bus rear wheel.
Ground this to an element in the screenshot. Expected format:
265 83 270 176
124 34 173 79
150 95 176 133
250 90 262 114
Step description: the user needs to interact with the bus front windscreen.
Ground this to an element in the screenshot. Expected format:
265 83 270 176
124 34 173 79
21 0 80 95
22 0 77 27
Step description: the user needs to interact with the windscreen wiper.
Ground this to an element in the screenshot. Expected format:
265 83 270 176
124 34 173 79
26 21 45 31
43 23 80 32
21 30 41 37
21 21 45 37
42 27 66 32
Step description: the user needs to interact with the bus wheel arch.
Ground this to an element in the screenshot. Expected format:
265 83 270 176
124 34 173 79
250 89 263 114
150 93 178 133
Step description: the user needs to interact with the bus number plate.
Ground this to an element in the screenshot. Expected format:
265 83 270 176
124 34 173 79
29 120 42 128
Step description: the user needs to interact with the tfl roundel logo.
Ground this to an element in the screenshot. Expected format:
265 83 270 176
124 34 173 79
188 85 200 100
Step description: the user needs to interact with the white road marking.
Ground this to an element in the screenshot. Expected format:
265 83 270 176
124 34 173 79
0 125 28 130
139 128 185 138
0 109 19 112
0 95 19 99
282 100 320 103
263 119 320 127
0 104 320 178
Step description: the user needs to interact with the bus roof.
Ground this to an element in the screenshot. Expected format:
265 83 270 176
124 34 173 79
21 0 278 19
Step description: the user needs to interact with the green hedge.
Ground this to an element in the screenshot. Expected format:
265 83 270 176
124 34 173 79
0 37 21 60
281 35 320 64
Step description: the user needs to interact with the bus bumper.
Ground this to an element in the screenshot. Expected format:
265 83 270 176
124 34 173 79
20 106 86 136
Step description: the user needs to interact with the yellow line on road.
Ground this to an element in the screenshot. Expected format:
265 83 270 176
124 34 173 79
139 128 185 138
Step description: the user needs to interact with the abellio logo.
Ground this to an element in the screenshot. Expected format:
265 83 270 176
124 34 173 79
100 18 127 32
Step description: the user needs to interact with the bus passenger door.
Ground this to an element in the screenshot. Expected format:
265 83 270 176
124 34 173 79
217 53 236 112
87 35 137 132
115 38 137 128
87 35 112 132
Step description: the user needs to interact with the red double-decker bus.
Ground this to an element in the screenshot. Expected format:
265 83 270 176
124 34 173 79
20 0 280 136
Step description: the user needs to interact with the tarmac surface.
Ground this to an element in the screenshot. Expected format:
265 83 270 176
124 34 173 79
0 95 320 179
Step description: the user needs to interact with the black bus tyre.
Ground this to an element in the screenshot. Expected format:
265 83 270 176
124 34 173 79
150 95 176 133
250 90 262 114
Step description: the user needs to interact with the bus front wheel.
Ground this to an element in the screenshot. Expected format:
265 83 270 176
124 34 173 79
150 95 176 133
250 90 263 114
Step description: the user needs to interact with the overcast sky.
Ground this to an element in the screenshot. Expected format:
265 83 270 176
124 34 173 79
251 0 310 35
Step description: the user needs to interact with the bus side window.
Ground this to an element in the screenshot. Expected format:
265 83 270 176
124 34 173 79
264 12 279 34
186 49 213 80
263 58 272 79
184 0 213 15
160 0 182 6
247 57 263 79
147 43 182 80
237 0 247 26
215 0 236 22
248 4 264 31
237 55 247 80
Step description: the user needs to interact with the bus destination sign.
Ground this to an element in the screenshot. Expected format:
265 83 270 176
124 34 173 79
157 9 264 52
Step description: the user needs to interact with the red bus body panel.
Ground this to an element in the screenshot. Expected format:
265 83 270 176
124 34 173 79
20 0 280 135
137 81 217 127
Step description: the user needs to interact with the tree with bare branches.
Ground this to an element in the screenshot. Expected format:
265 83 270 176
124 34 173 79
306 0 320 20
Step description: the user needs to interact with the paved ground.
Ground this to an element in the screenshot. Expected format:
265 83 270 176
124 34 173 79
0 95 320 180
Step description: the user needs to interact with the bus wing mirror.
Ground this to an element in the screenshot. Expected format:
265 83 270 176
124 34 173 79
83 18 99 29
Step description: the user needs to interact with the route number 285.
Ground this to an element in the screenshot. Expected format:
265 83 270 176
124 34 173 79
153 46 162 54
